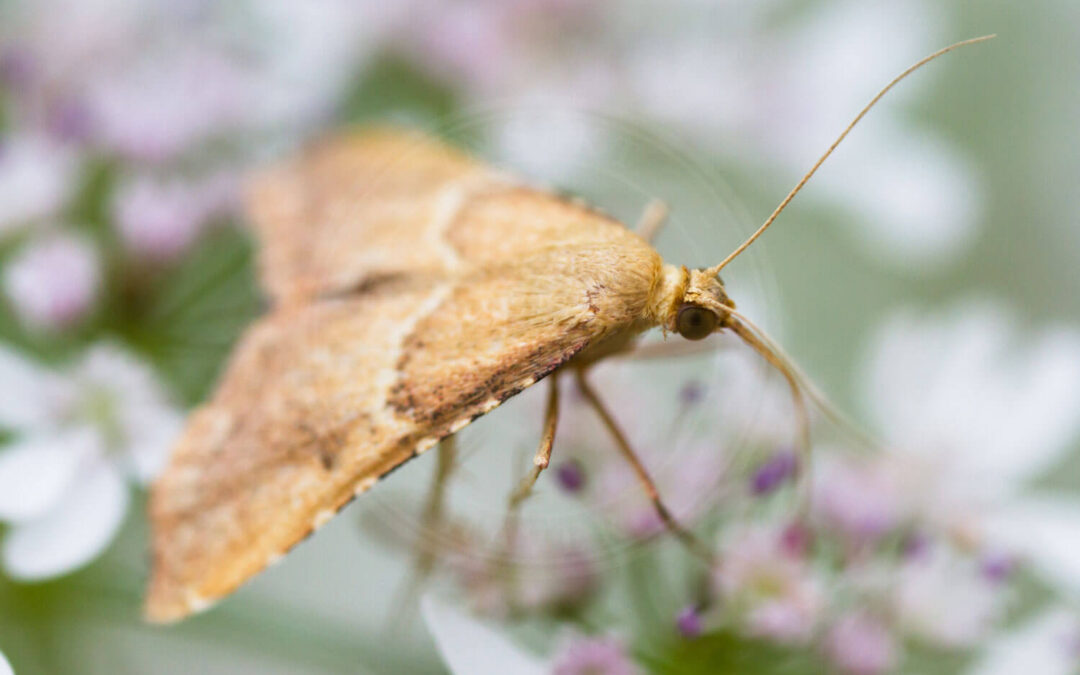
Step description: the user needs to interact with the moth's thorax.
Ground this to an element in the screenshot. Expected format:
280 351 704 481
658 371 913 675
649 264 735 333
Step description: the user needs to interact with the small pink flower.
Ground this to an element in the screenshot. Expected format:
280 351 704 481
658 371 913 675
713 524 824 644
552 635 640 675
112 173 237 262
86 48 247 162
825 612 899 675
408 4 511 91
3 232 99 331
893 548 1006 648
813 455 906 545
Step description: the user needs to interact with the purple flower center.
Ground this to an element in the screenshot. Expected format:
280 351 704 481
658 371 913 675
980 553 1017 583
679 380 705 406
676 605 703 638
780 522 812 557
750 451 798 495
556 459 586 493
47 99 94 144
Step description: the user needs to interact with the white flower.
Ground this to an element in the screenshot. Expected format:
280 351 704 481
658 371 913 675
626 33 754 143
0 135 78 234
967 608 1080 675
0 646 11 675
861 301 1080 515
3 231 100 332
858 300 1080 646
753 0 980 270
753 0 946 162
423 595 640 675
239 0 405 134
0 343 183 580
980 495 1080 599
487 97 611 185
624 0 981 269
892 548 1006 648
422 596 546 675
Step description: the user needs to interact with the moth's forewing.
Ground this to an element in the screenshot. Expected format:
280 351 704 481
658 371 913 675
246 129 492 304
146 129 665 622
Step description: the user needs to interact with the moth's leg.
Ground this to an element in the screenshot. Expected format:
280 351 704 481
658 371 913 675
573 368 714 563
507 374 561 510
498 375 561 575
390 435 458 622
418 435 458 561
635 199 669 244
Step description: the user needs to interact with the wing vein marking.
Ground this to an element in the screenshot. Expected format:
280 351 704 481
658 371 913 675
426 175 513 273
374 282 457 433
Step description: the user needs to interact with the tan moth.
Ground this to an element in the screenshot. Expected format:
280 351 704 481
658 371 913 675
144 37 993 623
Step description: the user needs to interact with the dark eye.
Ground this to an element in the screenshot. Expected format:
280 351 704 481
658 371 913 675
676 304 717 340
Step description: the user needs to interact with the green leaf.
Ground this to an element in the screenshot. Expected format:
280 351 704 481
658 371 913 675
641 630 827 675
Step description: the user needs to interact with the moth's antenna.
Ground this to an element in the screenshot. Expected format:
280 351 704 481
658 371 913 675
707 34 996 275
725 317 811 456
720 303 878 450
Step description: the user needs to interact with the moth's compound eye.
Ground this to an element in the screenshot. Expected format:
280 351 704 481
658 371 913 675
676 304 717 340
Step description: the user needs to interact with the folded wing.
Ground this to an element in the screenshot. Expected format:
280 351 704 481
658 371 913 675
146 129 663 621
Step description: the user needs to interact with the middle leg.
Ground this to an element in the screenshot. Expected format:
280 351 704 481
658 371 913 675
573 368 714 563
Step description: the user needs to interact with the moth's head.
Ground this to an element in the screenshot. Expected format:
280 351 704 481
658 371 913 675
660 266 736 341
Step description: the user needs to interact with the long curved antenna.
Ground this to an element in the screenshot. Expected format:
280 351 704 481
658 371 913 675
707 34 996 275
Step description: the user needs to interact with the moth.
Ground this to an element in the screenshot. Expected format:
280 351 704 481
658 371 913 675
144 37 992 623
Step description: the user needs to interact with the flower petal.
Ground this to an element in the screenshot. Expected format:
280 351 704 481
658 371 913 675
73 341 183 482
0 647 11 675
421 596 546 675
118 402 183 484
983 495 1080 596
967 609 1079 675
862 303 1080 493
3 459 129 581
0 346 68 431
3 232 101 332
0 427 101 522
0 133 78 233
